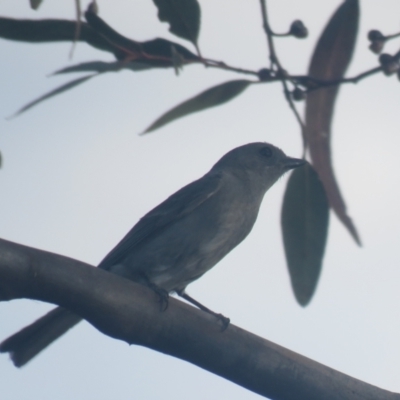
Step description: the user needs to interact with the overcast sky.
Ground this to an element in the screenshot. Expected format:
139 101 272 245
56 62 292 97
1 1 399 399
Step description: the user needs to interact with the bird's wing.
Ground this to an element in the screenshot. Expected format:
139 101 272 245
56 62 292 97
98 172 223 270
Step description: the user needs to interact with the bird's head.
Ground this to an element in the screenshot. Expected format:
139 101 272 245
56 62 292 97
212 142 305 191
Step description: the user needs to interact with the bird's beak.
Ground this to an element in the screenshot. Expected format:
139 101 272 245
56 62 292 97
282 157 306 170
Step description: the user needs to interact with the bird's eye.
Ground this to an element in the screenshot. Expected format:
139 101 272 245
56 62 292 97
259 146 273 158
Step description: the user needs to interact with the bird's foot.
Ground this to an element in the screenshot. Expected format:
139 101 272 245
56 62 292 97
147 282 169 311
215 313 230 331
177 291 230 331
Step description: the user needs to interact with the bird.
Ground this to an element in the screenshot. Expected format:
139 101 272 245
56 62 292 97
0 142 304 367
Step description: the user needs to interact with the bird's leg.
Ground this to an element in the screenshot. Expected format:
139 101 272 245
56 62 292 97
177 291 230 330
148 283 169 311
140 274 169 311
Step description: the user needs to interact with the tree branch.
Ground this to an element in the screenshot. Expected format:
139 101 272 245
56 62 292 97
0 237 398 400
0 16 387 92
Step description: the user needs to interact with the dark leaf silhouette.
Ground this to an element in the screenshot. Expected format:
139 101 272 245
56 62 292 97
84 6 200 64
305 0 361 245
10 75 97 118
53 61 158 75
0 16 199 65
0 10 202 116
0 17 116 54
153 0 201 47
53 61 126 74
281 163 329 306
30 0 43 10
140 38 199 62
143 80 252 134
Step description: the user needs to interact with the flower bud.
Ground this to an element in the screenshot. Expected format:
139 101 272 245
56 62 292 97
289 20 308 39
258 68 272 81
292 88 306 101
369 40 384 54
368 30 385 41
379 53 400 75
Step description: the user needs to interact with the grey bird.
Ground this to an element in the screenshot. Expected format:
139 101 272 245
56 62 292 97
0 142 304 367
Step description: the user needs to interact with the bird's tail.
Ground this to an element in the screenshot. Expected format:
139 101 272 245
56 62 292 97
0 307 82 367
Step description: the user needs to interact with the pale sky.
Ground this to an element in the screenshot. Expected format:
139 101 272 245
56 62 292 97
0 1 399 399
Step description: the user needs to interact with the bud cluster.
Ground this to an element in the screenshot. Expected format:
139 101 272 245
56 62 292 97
368 30 386 54
379 53 400 77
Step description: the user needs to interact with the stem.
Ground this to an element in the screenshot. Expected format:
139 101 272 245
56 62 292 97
199 56 383 95
282 79 307 154
259 0 281 68
201 59 259 76
293 66 383 92
259 0 306 150
69 0 82 59
385 31 400 41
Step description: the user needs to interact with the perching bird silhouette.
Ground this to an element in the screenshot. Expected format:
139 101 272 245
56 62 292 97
0 142 304 367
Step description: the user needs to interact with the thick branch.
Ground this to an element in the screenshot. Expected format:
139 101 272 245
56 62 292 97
0 237 398 400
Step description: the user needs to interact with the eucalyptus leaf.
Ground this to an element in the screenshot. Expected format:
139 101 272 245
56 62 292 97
305 0 360 245
153 0 200 46
0 17 116 55
143 79 252 134
53 61 155 75
281 163 329 306
10 75 97 118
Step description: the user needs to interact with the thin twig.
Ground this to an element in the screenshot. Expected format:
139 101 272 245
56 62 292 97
292 66 383 91
201 60 383 90
201 55 383 90
259 0 306 150
69 0 82 59
201 59 259 76
259 0 280 68
282 79 307 155
385 31 400 41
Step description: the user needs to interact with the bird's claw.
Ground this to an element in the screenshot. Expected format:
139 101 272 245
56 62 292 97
147 282 169 311
158 291 169 312
216 314 230 331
